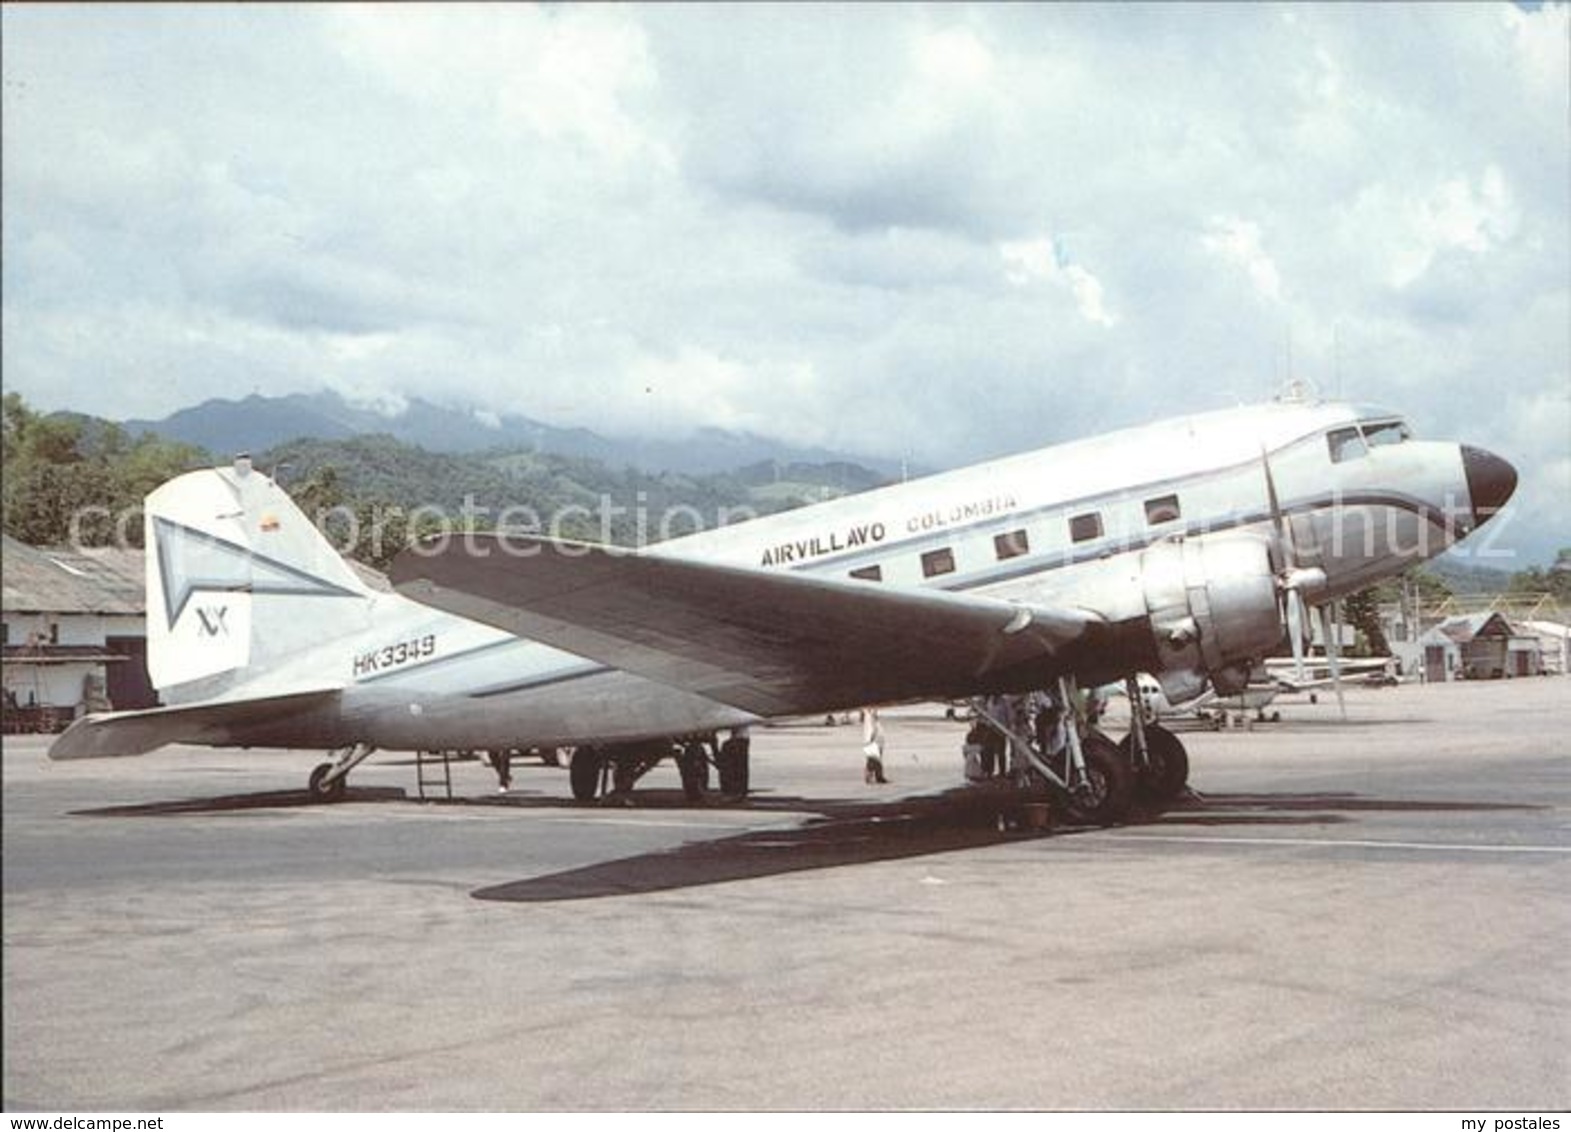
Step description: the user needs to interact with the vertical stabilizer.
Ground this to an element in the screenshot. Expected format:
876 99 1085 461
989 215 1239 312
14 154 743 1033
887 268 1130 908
145 459 372 701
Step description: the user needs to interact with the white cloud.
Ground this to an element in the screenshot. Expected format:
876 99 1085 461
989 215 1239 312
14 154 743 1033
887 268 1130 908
2 3 1566 561
1202 218 1284 302
1507 377 1571 442
911 26 994 88
343 387 410 420
329 5 668 166
1502 2 1571 95
1388 166 1521 288
999 238 1058 287
999 238 1117 327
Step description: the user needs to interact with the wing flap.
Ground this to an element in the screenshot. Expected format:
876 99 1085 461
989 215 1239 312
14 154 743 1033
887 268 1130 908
391 535 1104 716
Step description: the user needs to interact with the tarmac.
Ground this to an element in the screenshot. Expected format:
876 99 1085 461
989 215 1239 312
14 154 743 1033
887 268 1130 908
3 677 1568 1112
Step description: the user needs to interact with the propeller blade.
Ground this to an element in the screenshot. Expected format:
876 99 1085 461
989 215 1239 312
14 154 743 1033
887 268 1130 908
1286 587 1308 683
1320 601 1347 721
1260 447 1294 566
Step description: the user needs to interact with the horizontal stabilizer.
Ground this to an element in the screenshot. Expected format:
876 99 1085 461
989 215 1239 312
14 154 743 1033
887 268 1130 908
391 534 1106 716
48 688 342 760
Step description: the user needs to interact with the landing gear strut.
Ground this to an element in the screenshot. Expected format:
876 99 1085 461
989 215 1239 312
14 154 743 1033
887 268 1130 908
1118 722 1189 802
971 676 1135 825
1062 730 1134 825
1119 674 1190 803
307 742 375 803
971 673 1194 824
567 730 751 805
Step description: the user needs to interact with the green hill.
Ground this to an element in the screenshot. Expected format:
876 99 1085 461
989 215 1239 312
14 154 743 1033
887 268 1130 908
257 433 893 565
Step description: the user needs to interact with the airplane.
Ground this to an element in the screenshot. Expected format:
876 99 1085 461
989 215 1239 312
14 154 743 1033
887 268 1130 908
1124 671 1279 729
1262 655 1400 696
48 394 1517 826
1126 654 1397 730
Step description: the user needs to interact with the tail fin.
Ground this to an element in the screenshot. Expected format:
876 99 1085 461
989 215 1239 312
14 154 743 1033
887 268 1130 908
146 458 373 702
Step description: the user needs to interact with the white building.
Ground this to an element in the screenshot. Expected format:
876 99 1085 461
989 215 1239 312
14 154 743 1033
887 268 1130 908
1414 612 1543 683
2 536 152 731
1522 620 1571 676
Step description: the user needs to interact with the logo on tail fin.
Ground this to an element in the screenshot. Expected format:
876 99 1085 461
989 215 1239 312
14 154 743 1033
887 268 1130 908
195 605 230 637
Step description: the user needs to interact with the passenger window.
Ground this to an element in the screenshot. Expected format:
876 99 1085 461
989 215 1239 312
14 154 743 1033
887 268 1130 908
1362 421 1410 448
1144 494 1181 525
1327 427 1367 463
994 529 1029 561
921 548 956 578
1069 512 1103 543
849 564 883 582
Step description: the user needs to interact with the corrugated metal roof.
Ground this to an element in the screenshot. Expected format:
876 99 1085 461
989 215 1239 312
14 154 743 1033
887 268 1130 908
2 536 146 615
2 536 390 612
1435 612 1517 643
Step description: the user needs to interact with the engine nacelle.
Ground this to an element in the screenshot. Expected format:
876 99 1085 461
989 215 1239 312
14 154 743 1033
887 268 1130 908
1140 535 1282 704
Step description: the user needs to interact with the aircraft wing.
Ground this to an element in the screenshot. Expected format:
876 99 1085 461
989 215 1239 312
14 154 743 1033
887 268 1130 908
48 688 342 760
392 535 1110 717
1266 656 1393 692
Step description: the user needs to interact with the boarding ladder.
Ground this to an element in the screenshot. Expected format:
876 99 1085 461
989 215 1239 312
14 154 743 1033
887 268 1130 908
415 749 454 801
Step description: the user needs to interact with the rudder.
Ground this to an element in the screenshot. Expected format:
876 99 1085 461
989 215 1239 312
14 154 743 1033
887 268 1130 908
145 458 373 702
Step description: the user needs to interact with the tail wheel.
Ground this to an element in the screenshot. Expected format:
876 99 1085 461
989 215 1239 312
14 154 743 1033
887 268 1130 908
569 746 603 802
1067 732 1133 826
307 762 346 803
1119 723 1190 804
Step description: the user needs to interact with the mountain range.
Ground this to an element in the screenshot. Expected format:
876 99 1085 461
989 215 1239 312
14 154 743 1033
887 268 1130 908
122 390 908 478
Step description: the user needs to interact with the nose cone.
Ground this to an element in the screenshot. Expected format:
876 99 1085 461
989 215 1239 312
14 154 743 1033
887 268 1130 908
1461 445 1517 526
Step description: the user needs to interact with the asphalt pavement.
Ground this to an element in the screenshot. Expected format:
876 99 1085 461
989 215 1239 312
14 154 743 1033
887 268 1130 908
3 677 1567 1111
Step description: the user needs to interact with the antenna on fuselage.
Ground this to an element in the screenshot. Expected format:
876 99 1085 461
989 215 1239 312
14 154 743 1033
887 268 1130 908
1274 326 1322 405
1333 322 1343 400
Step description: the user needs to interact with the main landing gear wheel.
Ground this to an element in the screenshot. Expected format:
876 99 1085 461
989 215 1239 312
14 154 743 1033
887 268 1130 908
307 762 346 803
1120 723 1190 805
717 735 750 796
569 746 604 802
1065 732 1133 826
678 741 710 802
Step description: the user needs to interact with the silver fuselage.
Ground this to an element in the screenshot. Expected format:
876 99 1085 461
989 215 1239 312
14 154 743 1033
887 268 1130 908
210 399 1498 752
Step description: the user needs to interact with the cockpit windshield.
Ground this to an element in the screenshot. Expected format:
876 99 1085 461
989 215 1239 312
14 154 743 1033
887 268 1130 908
1327 427 1366 463
1328 418 1412 463
1362 420 1411 448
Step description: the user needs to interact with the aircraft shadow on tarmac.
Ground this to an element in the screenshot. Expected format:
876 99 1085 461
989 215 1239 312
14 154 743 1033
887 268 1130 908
72 785 1543 902
467 789 1545 904
75 786 411 816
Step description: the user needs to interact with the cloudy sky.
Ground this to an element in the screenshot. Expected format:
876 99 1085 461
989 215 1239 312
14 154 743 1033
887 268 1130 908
3 3 1567 562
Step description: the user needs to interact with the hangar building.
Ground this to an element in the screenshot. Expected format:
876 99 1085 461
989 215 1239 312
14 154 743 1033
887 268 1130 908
2 536 154 732
1415 611 1544 683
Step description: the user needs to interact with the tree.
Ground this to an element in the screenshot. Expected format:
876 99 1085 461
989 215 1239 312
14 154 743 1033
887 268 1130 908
1371 564 1452 606
2 393 208 547
1340 586 1390 657
1508 549 1571 605
2 392 36 463
3 397 93 543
